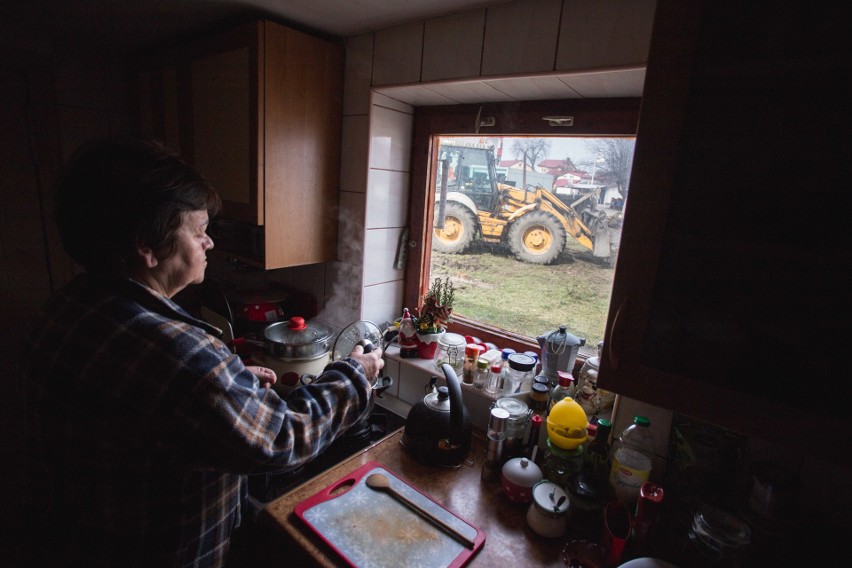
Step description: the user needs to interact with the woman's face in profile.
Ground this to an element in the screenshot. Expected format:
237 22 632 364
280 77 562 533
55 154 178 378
154 210 214 297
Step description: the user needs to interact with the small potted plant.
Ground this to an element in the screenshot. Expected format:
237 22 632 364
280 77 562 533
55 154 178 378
414 277 455 359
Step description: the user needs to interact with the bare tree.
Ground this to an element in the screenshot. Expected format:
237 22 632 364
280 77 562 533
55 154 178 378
583 138 636 197
510 139 550 171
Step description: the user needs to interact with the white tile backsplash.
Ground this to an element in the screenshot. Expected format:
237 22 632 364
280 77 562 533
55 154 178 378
366 169 409 229
362 279 404 325
484 75 582 101
336 190 366 265
319 261 363 330
363 227 404 287
368 105 413 171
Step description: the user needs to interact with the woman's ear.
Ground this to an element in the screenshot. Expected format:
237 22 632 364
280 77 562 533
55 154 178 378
136 244 159 268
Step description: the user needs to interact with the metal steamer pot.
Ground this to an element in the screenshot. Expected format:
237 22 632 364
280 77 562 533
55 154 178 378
251 316 333 394
402 363 472 467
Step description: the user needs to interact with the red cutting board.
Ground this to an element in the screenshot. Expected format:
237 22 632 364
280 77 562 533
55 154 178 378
294 461 485 567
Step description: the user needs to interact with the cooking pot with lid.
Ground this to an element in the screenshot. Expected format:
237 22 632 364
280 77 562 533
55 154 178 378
250 316 333 394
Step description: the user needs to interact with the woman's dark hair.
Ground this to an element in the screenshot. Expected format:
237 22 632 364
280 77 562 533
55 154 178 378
54 137 221 273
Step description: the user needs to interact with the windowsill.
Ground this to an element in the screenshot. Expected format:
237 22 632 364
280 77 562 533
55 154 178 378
383 343 527 405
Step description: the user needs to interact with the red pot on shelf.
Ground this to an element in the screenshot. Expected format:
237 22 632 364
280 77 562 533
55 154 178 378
416 332 444 359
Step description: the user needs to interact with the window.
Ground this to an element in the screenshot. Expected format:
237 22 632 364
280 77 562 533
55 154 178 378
404 99 640 359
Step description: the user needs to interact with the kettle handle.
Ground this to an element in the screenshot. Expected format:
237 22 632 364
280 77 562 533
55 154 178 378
441 363 466 447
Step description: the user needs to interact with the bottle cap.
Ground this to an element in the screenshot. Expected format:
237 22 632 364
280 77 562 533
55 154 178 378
634 415 651 427
557 371 574 387
501 348 516 360
489 407 510 431
477 357 490 370
465 343 485 357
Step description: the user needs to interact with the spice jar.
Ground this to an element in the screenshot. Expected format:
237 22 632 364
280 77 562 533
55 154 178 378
473 357 490 390
527 480 570 538
463 344 485 385
493 397 531 461
434 332 466 376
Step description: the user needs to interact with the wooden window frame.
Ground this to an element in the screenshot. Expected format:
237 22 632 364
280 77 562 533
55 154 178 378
404 98 641 355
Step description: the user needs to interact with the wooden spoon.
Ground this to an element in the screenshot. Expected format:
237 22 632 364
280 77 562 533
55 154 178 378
365 473 475 549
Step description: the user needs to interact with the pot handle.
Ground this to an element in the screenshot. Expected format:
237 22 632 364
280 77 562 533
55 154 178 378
441 363 466 448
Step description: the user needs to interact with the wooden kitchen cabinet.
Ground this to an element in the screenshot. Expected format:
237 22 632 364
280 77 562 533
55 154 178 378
136 20 343 269
598 0 849 460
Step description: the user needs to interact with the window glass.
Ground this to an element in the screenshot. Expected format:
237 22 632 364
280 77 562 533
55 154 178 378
427 135 635 357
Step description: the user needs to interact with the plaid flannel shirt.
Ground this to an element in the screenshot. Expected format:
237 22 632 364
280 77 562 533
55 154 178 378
25 274 371 567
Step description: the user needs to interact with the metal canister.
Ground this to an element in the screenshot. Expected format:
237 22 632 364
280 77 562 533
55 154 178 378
493 397 531 461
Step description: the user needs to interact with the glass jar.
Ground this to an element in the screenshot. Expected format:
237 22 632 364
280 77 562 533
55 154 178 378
434 332 466 376
463 343 485 385
503 353 536 394
493 397 531 461
578 356 615 412
473 357 490 390
686 505 752 567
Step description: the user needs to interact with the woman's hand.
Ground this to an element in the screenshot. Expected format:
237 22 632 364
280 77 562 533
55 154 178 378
246 365 277 389
348 344 384 379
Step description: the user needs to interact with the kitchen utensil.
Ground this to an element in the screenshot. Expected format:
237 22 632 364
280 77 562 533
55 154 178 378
546 398 589 450
331 320 383 361
365 473 475 549
401 363 472 467
248 316 334 394
294 461 484 568
537 324 585 384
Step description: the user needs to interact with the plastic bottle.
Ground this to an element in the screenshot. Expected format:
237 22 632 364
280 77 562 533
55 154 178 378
485 363 503 395
547 372 576 415
609 416 656 508
498 348 515 392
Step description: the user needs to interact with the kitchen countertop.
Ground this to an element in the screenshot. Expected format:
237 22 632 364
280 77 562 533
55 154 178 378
259 427 598 567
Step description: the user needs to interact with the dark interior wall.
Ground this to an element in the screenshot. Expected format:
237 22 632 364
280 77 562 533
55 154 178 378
0 41 135 561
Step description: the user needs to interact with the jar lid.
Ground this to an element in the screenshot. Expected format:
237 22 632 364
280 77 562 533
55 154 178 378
439 333 467 348
584 356 600 370
465 343 485 357
263 317 332 349
532 383 549 395
489 407 510 430
476 357 490 370
507 353 536 372
557 371 574 387
495 397 529 417
500 348 516 360
502 457 543 487
532 481 570 515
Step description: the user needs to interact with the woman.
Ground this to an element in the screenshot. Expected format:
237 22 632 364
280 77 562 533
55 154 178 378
25 138 382 566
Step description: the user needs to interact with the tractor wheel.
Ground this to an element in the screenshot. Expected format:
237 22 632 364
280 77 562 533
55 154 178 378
432 202 477 254
508 211 566 264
